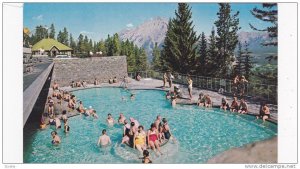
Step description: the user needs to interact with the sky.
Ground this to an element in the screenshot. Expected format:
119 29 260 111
23 3 273 41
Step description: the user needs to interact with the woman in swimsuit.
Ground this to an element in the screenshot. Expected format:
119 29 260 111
51 131 61 145
163 73 168 88
205 95 212 108
197 93 205 107
142 150 152 164
147 123 162 155
230 97 239 112
121 121 135 145
220 97 229 111
162 118 172 140
233 75 239 97
134 125 147 155
187 76 193 100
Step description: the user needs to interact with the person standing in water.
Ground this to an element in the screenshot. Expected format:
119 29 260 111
97 129 111 147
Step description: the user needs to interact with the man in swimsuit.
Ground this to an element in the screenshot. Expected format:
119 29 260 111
154 115 161 129
230 97 239 112
106 113 114 125
97 129 111 147
142 150 152 164
238 99 248 114
118 113 126 124
51 131 61 145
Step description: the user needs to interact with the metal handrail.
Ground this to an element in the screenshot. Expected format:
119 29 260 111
128 70 277 103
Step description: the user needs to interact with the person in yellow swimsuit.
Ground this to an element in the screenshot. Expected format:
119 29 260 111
134 125 146 155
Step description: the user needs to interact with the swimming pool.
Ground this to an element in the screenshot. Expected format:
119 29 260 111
24 87 277 163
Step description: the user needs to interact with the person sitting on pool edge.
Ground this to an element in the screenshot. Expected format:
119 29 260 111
118 113 126 124
136 73 141 81
51 131 61 145
205 94 212 108
147 123 163 156
52 80 59 90
121 121 136 147
113 77 118 83
256 102 271 122
134 125 147 155
109 78 114 84
230 97 239 112
197 92 205 107
142 150 152 164
107 113 114 125
94 78 99 85
238 98 248 114
97 129 111 147
220 97 229 111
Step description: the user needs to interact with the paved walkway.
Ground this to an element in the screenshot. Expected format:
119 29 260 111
23 61 52 91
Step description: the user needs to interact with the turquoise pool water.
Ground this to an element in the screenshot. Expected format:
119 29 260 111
24 87 277 163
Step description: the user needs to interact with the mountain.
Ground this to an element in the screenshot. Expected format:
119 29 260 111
237 31 277 65
119 18 277 64
119 17 168 60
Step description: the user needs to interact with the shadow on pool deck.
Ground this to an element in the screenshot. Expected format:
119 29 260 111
207 136 277 163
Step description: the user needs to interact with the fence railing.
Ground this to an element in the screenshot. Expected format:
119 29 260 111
128 71 277 104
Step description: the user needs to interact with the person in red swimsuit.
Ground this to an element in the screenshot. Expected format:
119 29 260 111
147 123 163 155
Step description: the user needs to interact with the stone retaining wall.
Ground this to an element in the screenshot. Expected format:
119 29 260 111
52 56 127 87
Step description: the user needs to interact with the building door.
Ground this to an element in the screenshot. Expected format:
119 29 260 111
52 51 57 57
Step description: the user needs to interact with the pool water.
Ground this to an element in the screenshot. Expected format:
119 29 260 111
24 87 277 163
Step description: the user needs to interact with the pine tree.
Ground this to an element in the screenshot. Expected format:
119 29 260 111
161 3 200 74
49 23 55 39
57 30 63 43
83 35 89 54
105 35 113 56
62 27 69 46
250 3 277 61
34 25 48 43
242 41 254 79
152 42 161 70
198 32 207 75
88 39 93 53
98 40 106 56
112 33 121 56
214 3 241 77
234 41 244 75
77 34 84 53
69 33 76 53
206 27 218 76
136 48 148 71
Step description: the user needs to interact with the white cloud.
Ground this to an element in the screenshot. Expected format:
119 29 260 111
80 31 94 35
126 23 134 28
32 15 43 21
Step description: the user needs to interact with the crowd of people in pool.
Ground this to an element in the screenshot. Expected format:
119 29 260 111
42 73 272 163
42 80 177 163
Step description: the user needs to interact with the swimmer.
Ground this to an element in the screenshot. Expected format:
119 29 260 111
97 129 111 147
51 131 61 145
118 113 126 124
142 150 152 164
77 101 85 113
61 110 68 121
64 119 70 133
130 94 135 100
55 117 61 129
106 113 114 124
91 110 99 119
